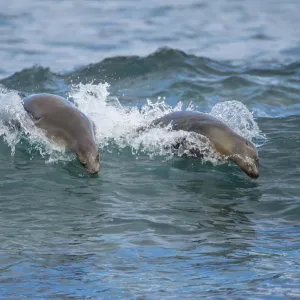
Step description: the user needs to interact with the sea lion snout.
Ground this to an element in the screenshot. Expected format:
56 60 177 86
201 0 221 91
243 158 259 179
85 160 100 175
79 150 100 175
230 154 259 179
73 139 100 175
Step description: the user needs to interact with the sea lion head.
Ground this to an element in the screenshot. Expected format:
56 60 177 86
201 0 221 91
74 141 100 175
228 138 259 179
207 127 259 179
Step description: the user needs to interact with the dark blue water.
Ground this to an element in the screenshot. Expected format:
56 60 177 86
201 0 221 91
1 1 300 299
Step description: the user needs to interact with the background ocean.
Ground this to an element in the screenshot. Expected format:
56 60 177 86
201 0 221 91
0 0 300 299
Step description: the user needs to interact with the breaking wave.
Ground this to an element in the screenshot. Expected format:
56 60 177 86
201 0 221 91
0 82 263 167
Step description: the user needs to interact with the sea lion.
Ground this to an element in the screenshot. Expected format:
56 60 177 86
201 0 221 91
140 111 259 179
22 93 100 174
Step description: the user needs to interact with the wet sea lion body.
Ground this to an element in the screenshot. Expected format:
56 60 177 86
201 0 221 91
143 111 259 179
22 93 100 174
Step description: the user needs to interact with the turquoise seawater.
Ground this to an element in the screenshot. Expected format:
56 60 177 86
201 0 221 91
1 1 300 299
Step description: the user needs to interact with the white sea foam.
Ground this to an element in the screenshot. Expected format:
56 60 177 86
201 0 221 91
0 82 263 166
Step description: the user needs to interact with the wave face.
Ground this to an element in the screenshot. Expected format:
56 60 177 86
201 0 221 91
0 48 300 300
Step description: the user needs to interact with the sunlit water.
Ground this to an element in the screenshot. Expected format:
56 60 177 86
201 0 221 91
0 0 300 299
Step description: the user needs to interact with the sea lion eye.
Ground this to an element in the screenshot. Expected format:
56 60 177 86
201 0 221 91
245 141 250 146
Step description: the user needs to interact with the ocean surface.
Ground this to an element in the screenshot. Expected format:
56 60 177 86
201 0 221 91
1 0 300 299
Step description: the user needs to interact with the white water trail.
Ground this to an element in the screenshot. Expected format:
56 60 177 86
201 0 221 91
69 82 263 164
0 82 263 166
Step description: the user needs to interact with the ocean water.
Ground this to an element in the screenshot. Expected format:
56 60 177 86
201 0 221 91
1 0 300 299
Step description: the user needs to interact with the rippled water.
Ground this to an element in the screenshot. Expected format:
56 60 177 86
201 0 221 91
2 0 300 77
1 1 300 299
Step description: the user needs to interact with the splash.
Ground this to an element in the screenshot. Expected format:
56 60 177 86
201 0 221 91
0 82 263 167
69 82 263 164
210 100 263 141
